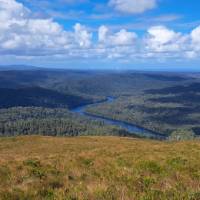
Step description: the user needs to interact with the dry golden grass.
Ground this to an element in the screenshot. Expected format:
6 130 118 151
0 136 200 200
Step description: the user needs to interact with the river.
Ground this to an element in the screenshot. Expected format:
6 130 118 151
71 97 166 140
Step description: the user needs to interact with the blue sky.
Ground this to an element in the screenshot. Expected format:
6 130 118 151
1 0 200 70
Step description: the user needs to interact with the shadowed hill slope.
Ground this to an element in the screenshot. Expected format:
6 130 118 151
0 87 93 109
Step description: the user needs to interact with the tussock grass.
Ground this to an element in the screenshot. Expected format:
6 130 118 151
0 136 200 199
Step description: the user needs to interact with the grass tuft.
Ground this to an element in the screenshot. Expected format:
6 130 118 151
0 136 200 199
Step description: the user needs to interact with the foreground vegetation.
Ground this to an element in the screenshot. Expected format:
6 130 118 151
0 136 200 200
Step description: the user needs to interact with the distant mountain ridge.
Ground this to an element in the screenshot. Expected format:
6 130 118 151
0 65 41 71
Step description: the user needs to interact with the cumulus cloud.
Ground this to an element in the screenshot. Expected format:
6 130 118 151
145 26 188 53
0 0 92 56
143 25 200 60
98 25 137 46
97 26 137 59
0 0 28 30
191 26 200 51
109 0 157 14
74 23 92 48
1 0 200 63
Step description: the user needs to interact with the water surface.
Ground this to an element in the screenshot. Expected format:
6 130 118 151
71 97 166 140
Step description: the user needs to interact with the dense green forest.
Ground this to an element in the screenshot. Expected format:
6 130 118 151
85 80 200 136
0 69 200 137
0 107 135 137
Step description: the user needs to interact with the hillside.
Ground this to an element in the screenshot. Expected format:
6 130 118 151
0 136 200 200
1 70 200 137
0 87 93 109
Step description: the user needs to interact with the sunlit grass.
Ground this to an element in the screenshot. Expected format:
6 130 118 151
0 136 200 199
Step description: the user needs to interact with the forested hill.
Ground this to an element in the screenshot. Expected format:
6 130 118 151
0 69 200 138
0 87 93 109
0 107 134 137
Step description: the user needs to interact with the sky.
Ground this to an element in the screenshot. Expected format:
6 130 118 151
0 0 200 70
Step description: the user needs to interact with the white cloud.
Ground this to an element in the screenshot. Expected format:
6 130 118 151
98 26 109 43
74 23 92 48
185 51 197 59
0 0 28 31
0 0 92 56
1 0 200 63
143 25 200 60
145 26 188 53
109 0 157 14
98 25 137 46
191 26 200 51
97 26 137 59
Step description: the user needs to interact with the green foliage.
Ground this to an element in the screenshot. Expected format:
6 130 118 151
24 159 41 168
24 159 46 179
138 161 162 174
169 129 195 141
79 158 94 167
0 166 11 185
0 107 133 137
167 157 187 169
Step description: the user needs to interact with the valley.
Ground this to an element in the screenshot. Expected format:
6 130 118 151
1 0 199 199
0 70 200 139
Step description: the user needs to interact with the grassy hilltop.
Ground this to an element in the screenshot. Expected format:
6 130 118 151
0 136 200 200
